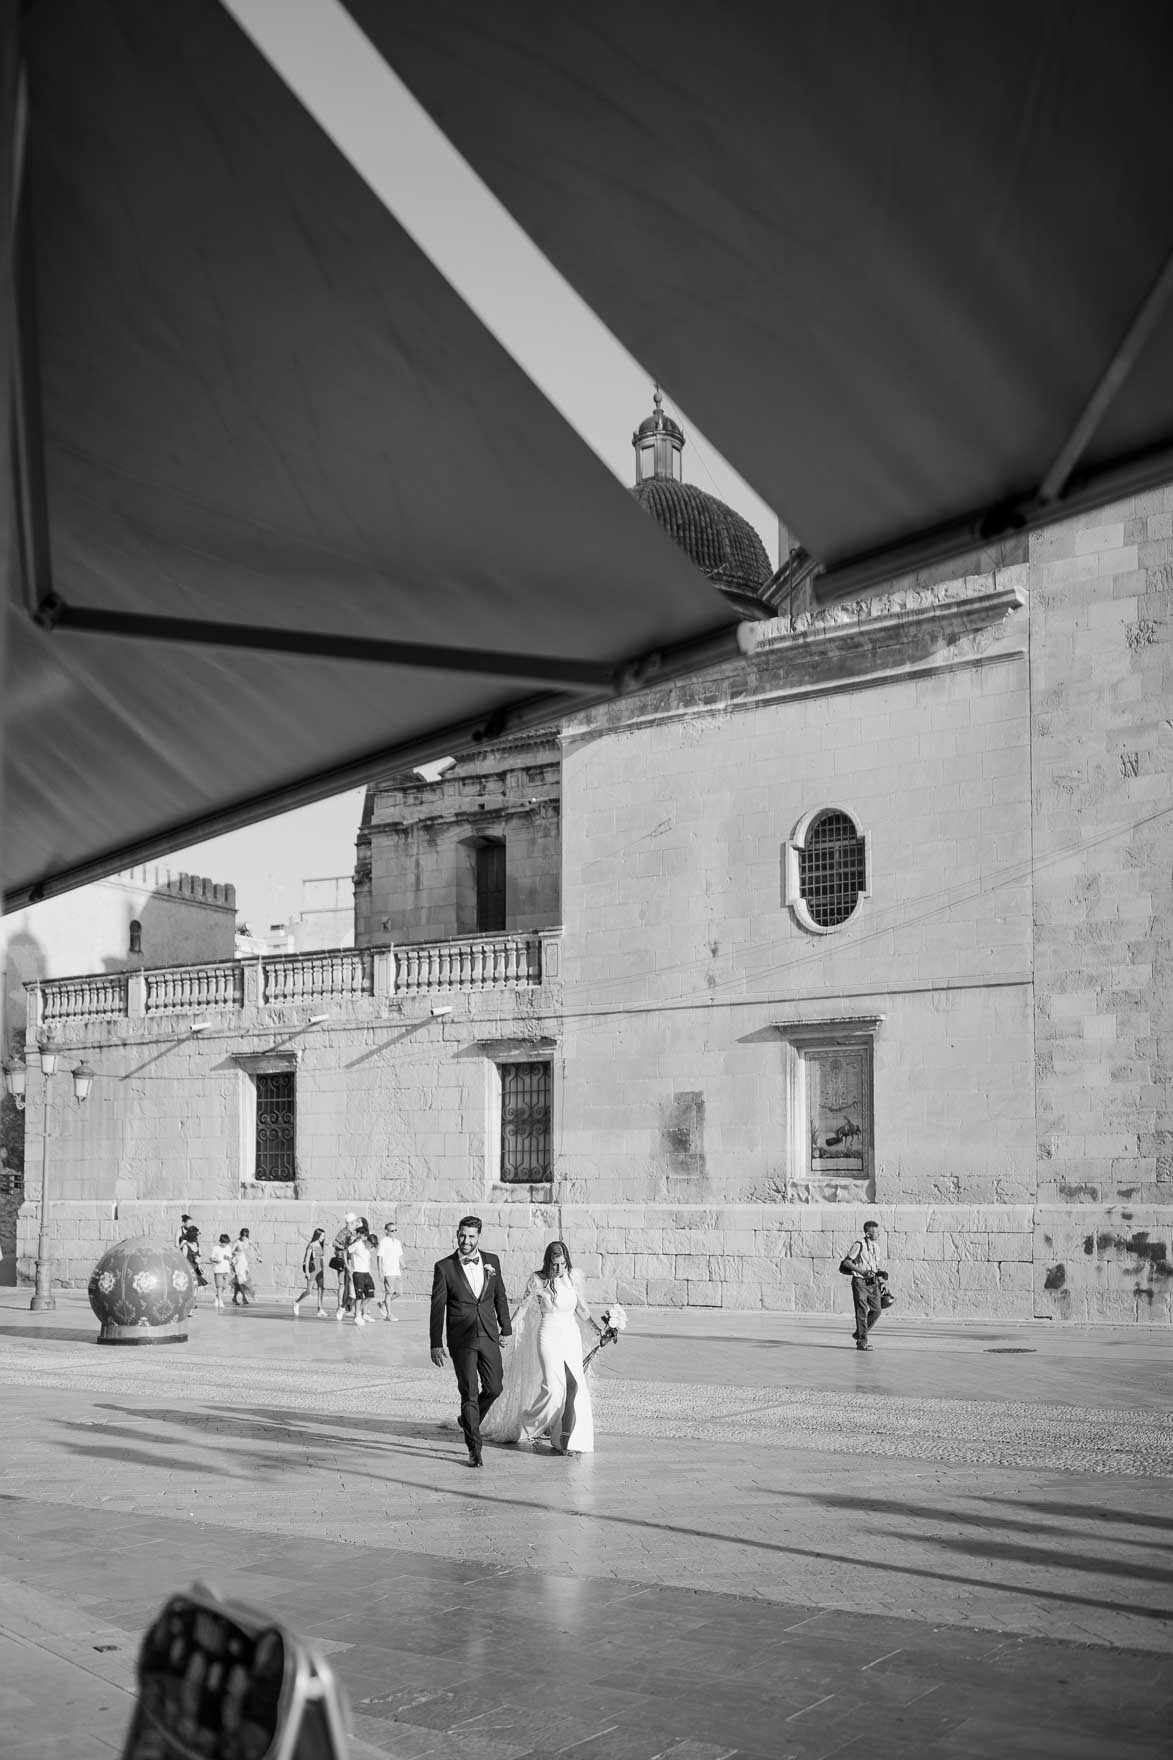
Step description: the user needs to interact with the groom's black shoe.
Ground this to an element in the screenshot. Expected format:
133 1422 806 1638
467 1448 483 1468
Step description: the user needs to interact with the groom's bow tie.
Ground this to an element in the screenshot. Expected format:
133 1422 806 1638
460 1254 481 1266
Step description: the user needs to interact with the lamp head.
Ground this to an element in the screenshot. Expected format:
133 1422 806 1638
38 1043 58 1077
71 1061 96 1104
430 1004 453 1018
2 1058 27 1110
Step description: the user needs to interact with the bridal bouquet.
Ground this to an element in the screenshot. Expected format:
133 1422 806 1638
583 1303 628 1369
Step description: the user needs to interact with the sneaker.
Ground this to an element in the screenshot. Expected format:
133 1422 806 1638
335 1310 345 1321
316 1308 327 1318
292 1303 300 1317
385 1312 398 1321
354 1313 366 1325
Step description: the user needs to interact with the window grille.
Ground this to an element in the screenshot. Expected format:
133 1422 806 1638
255 1070 296 1182
128 919 142 955
798 811 867 928
498 1060 551 1183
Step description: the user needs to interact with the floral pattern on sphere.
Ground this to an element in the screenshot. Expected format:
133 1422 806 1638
88 1235 197 1337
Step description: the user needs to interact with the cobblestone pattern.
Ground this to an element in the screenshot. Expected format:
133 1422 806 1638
0 1345 1168 1479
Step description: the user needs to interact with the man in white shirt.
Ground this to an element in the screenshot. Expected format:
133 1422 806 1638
376 1222 405 1319
842 1219 886 1351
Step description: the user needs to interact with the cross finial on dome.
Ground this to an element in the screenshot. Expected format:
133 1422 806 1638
653 382 662 414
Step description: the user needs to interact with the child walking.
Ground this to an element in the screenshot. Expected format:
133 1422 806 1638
230 1228 261 1306
376 1221 405 1320
293 1228 327 1317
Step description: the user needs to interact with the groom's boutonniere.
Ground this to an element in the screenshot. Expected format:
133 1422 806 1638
484 1263 495 1279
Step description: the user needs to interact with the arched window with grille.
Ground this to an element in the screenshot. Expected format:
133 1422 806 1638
128 919 143 955
785 808 869 933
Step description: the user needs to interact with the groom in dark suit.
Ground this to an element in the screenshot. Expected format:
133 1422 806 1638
430 1215 512 1467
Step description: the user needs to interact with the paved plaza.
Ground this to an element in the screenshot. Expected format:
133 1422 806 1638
0 1286 1170 1759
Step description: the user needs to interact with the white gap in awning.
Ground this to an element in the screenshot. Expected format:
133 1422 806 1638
222 0 779 557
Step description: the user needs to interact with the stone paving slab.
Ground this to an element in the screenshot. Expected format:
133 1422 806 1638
1 1292 1170 1757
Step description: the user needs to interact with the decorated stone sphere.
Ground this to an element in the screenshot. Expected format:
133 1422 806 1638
88 1235 196 1345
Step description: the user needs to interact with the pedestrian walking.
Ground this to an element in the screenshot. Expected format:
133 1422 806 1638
293 1227 327 1317
230 1227 262 1307
177 1221 207 1305
347 1230 378 1325
840 1219 888 1350
376 1221 405 1319
429 1215 512 1468
208 1234 232 1310
330 1213 359 1317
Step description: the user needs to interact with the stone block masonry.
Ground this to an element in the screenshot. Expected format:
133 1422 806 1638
19 1199 1071 1323
1030 492 1173 1212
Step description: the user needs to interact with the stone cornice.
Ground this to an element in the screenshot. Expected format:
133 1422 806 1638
738 572 1026 660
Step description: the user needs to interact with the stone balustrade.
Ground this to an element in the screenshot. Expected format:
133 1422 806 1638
27 932 557 1028
262 949 372 1005
40 973 128 1025
395 933 543 994
146 963 244 1014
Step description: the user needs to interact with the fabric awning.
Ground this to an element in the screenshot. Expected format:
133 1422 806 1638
376 1 1173 599
3 0 737 910
8 3 1173 909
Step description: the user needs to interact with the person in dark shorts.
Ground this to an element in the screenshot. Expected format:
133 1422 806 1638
348 1230 378 1325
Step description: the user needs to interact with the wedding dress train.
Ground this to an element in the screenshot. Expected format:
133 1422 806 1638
483 1269 594 1452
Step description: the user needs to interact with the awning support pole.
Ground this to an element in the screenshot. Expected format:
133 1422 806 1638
1039 242 1173 504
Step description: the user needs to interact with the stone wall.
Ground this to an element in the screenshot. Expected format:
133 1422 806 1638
18 1198 1061 1321
1029 490 1173 1315
2 865 236 1048
558 575 1036 1205
356 736 562 945
15 989 561 1212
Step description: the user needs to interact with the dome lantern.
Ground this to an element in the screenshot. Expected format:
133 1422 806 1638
632 384 684 485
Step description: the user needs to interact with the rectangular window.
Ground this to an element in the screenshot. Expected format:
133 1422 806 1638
255 1069 296 1183
498 1060 551 1183
476 840 506 932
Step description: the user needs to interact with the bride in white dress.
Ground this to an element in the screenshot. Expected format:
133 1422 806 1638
483 1240 603 1453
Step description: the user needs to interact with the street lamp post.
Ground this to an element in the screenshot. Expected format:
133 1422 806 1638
2 1045 95 1311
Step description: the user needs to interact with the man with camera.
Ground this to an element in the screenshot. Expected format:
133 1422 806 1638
841 1218 889 1350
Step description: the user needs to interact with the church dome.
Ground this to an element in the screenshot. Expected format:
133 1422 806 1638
629 387 773 617
631 476 772 611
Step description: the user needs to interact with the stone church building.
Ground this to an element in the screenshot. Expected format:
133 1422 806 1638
14 401 1173 1323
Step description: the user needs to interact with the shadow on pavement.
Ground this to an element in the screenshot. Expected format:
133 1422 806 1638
74 1402 1173 1628
993 1496 1173 1533
766 1487 1173 1549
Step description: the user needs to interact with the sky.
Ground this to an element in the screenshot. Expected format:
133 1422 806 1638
166 0 781 934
